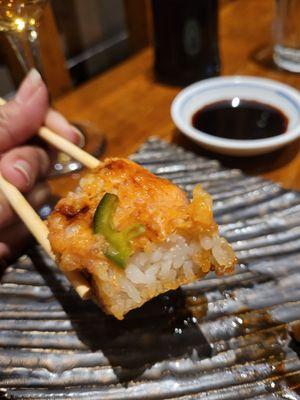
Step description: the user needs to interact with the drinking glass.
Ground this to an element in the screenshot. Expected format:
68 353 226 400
273 0 300 72
0 0 105 176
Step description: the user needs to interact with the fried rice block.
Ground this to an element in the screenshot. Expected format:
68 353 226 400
48 158 236 320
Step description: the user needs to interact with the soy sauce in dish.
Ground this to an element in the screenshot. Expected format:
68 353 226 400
192 99 288 140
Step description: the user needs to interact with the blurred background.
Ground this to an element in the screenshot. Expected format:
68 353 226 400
0 0 151 98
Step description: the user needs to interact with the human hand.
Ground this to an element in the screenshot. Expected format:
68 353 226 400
0 68 84 259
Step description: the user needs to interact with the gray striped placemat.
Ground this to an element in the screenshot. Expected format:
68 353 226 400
1 137 300 399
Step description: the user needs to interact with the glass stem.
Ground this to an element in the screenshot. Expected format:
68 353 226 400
6 28 44 76
6 31 33 73
27 28 44 74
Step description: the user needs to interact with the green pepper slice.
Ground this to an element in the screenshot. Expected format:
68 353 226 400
93 193 145 268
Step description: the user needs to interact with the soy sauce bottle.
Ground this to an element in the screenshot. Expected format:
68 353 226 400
151 0 220 86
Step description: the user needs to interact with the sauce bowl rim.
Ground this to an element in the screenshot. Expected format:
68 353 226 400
171 75 300 155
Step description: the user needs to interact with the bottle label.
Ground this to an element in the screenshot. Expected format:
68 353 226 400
183 19 201 56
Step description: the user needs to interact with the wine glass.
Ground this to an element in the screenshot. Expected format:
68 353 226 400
0 0 105 176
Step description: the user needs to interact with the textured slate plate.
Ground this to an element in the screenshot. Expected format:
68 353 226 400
1 137 300 399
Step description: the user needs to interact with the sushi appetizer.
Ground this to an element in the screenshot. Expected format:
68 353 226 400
0 97 235 319
48 158 236 320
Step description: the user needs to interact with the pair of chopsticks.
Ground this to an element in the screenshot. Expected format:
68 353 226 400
0 97 101 299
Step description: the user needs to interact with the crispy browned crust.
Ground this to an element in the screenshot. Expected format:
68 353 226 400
47 158 235 319
48 158 192 265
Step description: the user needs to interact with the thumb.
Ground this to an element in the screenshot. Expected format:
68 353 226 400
0 69 49 153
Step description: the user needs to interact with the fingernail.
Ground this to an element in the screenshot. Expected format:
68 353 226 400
71 126 85 148
31 184 51 204
16 68 42 104
13 160 31 187
46 110 85 147
27 68 42 86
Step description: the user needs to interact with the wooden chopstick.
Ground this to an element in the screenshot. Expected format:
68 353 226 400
0 97 100 170
0 173 91 299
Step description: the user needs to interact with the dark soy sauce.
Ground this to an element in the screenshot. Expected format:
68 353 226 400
192 99 288 140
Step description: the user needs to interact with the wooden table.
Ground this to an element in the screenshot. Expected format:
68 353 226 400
52 0 300 197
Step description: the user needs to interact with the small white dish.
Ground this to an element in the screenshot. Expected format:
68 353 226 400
171 76 300 156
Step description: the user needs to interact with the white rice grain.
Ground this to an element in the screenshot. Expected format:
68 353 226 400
212 237 235 267
151 249 162 263
97 232 234 316
160 259 172 279
183 261 194 280
200 235 213 250
120 279 141 303
126 265 148 284
145 264 160 283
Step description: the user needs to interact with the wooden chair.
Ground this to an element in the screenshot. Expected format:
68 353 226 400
0 0 152 99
